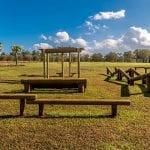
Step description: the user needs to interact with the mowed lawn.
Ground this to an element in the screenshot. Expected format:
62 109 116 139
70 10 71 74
0 62 149 149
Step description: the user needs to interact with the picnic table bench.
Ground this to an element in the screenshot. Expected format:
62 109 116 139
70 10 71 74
27 99 130 117
21 78 87 93
0 94 37 116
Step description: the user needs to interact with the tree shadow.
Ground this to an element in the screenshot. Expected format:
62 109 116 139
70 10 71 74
137 84 150 97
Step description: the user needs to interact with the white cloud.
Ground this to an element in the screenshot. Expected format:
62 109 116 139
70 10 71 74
85 21 93 27
121 26 150 48
55 31 70 43
38 32 89 52
92 39 124 54
40 34 47 40
94 39 119 49
71 38 88 47
83 10 124 35
48 36 52 41
102 25 109 29
37 26 150 55
92 9 125 20
33 43 53 50
90 26 150 54
85 21 100 34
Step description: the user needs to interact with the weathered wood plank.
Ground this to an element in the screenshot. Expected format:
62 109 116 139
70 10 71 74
27 99 130 105
21 78 87 83
20 99 25 116
118 68 131 80
27 99 130 117
146 76 150 92
39 47 84 53
130 72 150 82
106 67 113 75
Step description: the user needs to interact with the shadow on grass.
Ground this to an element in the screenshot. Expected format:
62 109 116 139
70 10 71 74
19 74 62 78
137 84 150 97
20 74 43 77
99 73 110 77
0 114 115 119
104 78 130 97
103 72 150 97
129 92 143 96
0 64 25 67
0 80 20 84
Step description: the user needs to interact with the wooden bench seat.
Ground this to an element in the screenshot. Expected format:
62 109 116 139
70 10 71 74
21 78 87 93
0 94 37 116
27 99 130 117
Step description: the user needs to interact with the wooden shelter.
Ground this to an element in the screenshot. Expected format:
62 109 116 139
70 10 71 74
40 47 84 78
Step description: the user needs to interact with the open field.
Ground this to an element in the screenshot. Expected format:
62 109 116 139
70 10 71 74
0 62 150 149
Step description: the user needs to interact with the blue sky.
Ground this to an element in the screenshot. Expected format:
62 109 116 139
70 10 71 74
0 0 150 54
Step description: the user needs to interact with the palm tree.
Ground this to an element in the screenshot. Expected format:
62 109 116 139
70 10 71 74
11 45 22 65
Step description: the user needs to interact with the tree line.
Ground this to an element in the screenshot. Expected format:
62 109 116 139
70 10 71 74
0 43 150 64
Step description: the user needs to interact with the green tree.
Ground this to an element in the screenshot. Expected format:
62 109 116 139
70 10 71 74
134 49 150 62
81 54 90 62
105 52 119 62
22 50 32 61
91 53 103 62
124 51 133 62
0 42 3 54
11 45 23 65
117 53 124 62
32 50 41 61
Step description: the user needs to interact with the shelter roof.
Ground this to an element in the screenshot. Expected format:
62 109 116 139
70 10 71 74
39 47 84 53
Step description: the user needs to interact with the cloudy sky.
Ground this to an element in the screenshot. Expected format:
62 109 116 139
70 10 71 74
0 0 150 54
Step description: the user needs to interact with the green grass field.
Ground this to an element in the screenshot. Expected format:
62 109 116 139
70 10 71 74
0 62 149 150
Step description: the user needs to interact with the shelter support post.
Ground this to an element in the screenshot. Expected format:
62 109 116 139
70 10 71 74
43 50 46 78
69 52 71 77
77 49 80 78
62 53 64 78
46 53 49 78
